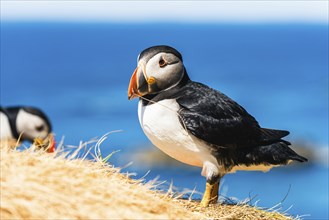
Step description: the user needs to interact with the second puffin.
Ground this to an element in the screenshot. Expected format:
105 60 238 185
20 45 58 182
128 45 307 207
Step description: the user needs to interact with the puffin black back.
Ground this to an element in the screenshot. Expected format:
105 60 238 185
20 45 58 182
0 106 20 139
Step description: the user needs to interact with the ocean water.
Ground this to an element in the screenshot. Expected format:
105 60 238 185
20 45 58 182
1 22 328 219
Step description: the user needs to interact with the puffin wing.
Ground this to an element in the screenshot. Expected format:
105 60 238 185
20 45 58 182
175 82 288 148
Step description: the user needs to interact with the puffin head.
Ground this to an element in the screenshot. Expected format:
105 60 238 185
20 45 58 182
16 107 55 152
128 45 186 100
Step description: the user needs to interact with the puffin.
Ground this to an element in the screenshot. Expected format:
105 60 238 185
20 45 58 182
0 106 55 152
127 45 308 207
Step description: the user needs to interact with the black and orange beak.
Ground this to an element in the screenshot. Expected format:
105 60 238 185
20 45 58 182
128 64 152 100
33 133 56 153
47 134 56 153
128 67 142 100
128 64 159 100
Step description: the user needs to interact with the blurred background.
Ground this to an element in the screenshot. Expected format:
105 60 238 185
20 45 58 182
1 1 328 219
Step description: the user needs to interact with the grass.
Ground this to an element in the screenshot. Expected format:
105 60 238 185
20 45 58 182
0 135 294 220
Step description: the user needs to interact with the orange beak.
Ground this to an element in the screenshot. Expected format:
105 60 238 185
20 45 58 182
33 133 56 153
128 67 142 100
47 135 56 153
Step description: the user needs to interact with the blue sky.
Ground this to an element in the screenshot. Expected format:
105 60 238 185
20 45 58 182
1 1 328 23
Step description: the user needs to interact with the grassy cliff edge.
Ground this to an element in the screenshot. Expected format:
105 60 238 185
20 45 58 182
0 141 292 220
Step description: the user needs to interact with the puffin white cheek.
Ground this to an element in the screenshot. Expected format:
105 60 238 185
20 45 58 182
26 123 49 140
156 65 184 90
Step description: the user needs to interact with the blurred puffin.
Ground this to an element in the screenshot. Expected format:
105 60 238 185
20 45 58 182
0 106 55 152
128 45 307 207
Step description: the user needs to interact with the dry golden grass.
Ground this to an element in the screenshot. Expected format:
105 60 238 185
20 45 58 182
0 138 293 220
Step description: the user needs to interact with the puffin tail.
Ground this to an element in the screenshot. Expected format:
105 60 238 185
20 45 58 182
259 128 289 144
240 141 308 166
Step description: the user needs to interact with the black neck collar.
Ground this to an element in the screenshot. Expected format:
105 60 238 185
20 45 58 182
0 107 20 139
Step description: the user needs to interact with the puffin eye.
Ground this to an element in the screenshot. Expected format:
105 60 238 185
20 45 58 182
36 125 45 132
159 58 167 68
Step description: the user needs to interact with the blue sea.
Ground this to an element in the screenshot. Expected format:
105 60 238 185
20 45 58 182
1 22 328 219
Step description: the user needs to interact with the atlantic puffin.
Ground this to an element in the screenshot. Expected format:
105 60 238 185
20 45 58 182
0 106 55 152
128 45 307 207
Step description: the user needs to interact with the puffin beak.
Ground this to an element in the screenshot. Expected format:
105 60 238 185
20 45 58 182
128 63 157 100
128 67 141 100
47 134 56 153
33 133 56 153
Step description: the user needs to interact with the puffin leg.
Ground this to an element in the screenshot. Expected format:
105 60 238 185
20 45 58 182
200 180 220 207
211 180 219 202
200 161 222 207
